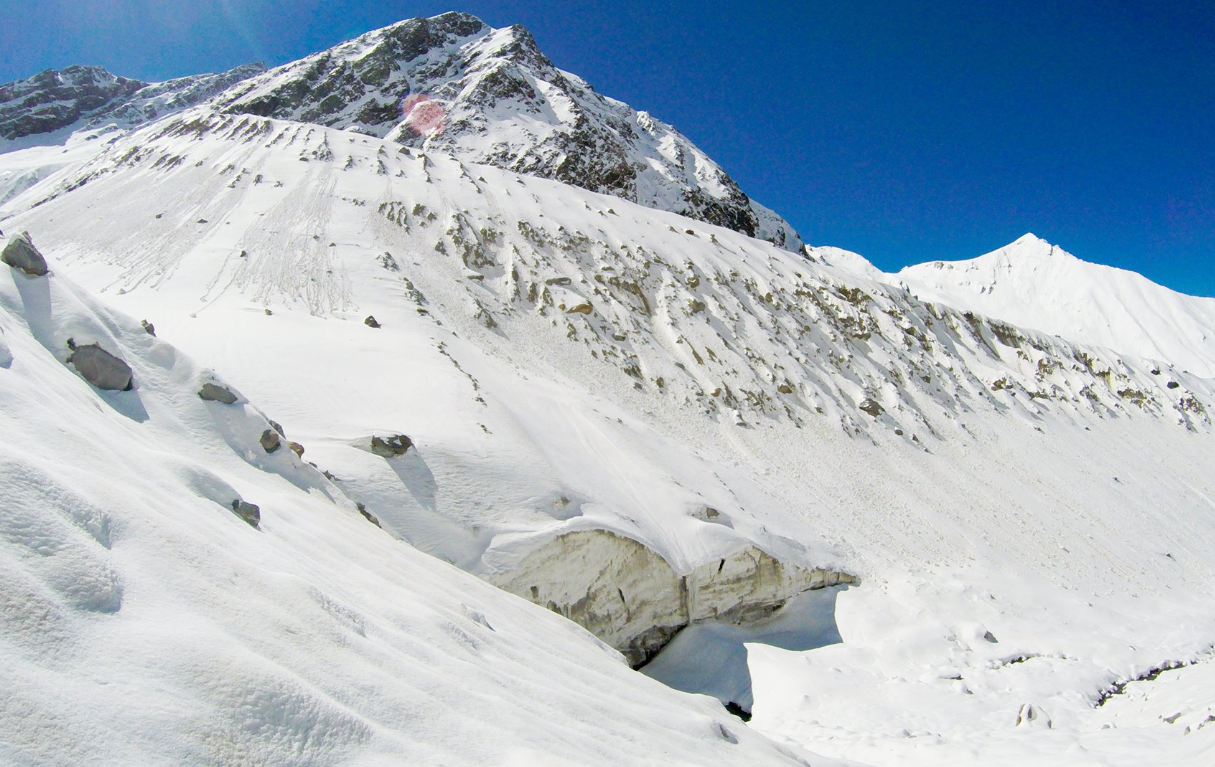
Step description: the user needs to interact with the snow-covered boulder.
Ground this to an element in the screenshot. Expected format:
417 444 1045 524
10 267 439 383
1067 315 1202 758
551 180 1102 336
1 231 47 276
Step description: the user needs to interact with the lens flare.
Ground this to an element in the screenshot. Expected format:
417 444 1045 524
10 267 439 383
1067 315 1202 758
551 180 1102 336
401 94 446 137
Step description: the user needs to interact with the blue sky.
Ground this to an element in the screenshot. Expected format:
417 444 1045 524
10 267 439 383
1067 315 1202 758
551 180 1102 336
3 1 1213 296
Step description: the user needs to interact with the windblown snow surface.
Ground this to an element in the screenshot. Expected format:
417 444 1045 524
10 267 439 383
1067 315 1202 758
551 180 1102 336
1 107 1214 765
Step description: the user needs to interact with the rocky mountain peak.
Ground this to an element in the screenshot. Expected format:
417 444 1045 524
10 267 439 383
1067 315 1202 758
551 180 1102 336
213 12 802 250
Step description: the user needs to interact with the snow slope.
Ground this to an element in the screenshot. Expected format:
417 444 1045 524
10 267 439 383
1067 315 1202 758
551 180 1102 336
3 106 1215 765
0 239 830 766
898 233 1215 378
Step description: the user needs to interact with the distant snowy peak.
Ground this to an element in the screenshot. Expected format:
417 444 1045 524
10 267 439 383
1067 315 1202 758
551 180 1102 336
899 234 1215 377
213 12 802 250
804 245 887 283
0 63 265 147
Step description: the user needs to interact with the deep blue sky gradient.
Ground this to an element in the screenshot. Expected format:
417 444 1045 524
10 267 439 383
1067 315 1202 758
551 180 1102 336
3 1 1212 296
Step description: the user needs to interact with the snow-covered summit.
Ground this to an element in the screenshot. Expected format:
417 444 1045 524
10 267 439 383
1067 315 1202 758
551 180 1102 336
212 12 803 250
899 233 1215 377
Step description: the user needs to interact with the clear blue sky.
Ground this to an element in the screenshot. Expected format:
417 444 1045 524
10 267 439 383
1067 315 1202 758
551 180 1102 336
3 1 1213 296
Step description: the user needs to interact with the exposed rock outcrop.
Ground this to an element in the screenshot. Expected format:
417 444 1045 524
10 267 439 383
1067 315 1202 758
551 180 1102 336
370 434 412 457
230 499 261 528
0 62 264 141
489 529 856 666
67 340 132 391
2 232 48 276
259 428 281 453
197 382 238 404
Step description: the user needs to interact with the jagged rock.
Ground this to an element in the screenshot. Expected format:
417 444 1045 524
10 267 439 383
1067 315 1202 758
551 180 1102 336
2 232 48 276
140 319 155 336
288 441 305 457
370 434 412 457
66 340 132 391
230 499 261 528
564 301 593 315
197 382 238 404
268 419 284 436
364 315 381 328
259 428 281 453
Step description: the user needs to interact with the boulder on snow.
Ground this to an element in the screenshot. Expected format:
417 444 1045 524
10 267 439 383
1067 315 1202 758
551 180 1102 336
2 232 48 276
260 428 281 453
140 319 155 336
370 434 412 457
288 441 305 457
67 340 132 391
230 499 261 528
364 315 381 328
197 382 238 404
858 398 884 417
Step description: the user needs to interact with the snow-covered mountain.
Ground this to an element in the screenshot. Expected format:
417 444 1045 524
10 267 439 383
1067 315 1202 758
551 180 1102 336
0 62 265 147
212 12 802 250
4 103 1215 763
898 234 1215 378
2 12 1215 767
0 62 264 204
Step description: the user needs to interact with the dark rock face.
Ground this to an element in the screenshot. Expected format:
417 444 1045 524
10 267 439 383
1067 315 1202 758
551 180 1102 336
67 342 133 391
259 428 281 453
230 499 261 527
1 232 48 276
214 13 801 250
198 382 238 404
370 434 412 457
0 66 144 140
0 63 265 142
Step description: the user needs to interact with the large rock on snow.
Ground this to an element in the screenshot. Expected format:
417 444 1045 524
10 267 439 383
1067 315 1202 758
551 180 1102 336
230 499 261 528
67 341 133 391
2 232 48 276
370 434 412 457
490 529 856 666
197 382 238 404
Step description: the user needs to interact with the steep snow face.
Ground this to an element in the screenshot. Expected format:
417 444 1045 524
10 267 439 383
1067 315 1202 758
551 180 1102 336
5 111 1215 766
0 240 823 767
899 234 1215 378
213 12 802 250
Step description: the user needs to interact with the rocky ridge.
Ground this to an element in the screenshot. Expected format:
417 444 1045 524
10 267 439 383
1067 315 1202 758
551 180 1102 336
0 62 265 145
